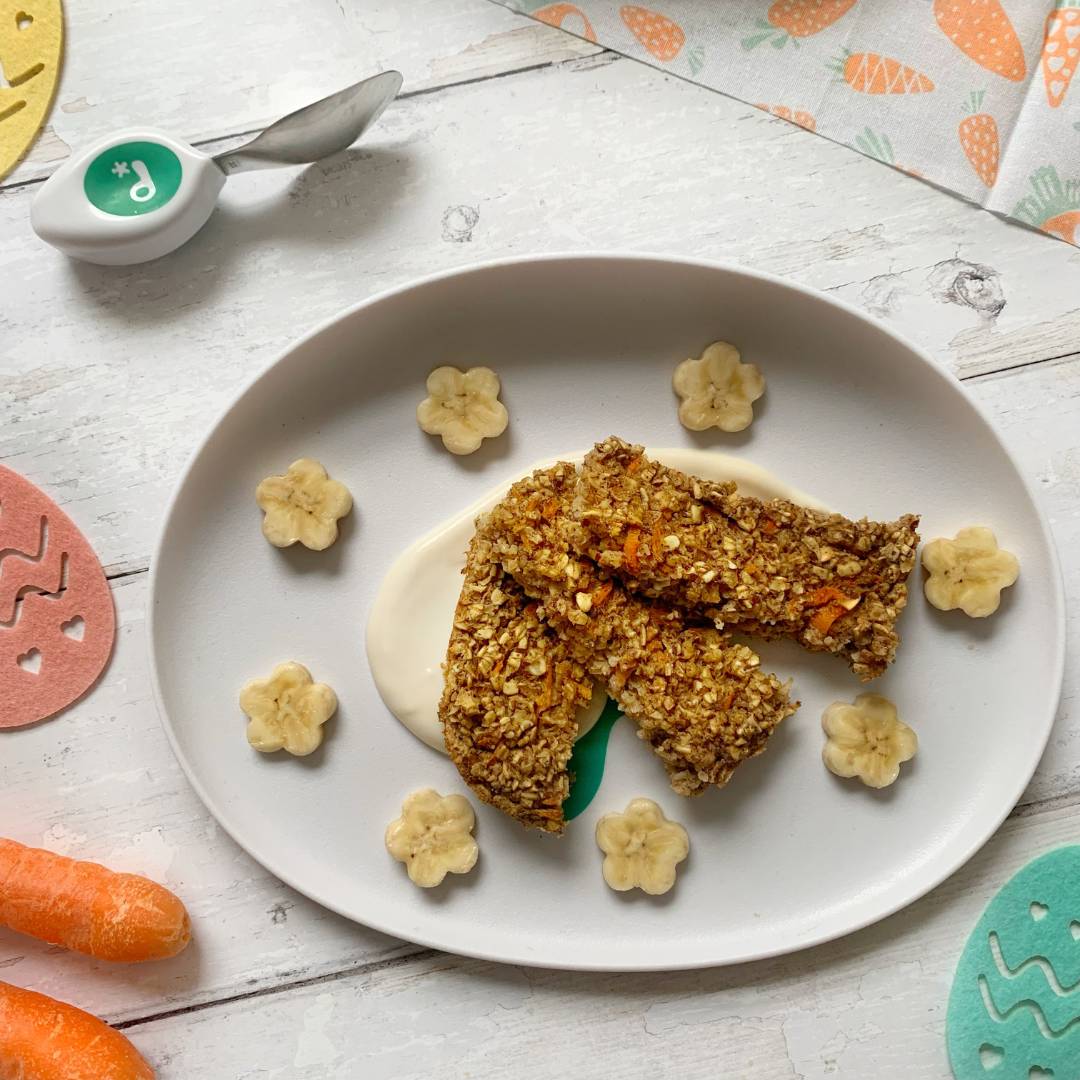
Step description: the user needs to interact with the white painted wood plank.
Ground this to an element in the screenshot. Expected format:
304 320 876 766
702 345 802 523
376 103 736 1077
2 0 597 188
0 572 419 1023
3 56 1078 578
119 802 1080 1079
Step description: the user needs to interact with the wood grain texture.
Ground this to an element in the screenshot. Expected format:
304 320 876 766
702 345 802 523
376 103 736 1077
3 55 1079 578
0 574 416 1024
114 805 1080 1077
0 0 597 188
3 0 1080 1075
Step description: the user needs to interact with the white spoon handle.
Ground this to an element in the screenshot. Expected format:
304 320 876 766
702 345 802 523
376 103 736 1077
31 129 225 265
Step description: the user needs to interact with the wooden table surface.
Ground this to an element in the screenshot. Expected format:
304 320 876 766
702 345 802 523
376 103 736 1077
3 2 1080 1075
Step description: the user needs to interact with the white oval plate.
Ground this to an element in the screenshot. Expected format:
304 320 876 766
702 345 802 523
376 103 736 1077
149 254 1063 971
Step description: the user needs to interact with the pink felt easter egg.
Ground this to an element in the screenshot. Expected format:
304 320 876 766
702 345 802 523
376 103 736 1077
0 466 116 728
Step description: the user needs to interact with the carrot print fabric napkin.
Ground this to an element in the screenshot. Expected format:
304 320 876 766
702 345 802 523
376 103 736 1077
495 0 1080 246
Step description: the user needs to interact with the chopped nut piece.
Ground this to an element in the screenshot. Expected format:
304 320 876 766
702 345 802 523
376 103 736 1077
573 438 920 681
821 694 917 789
239 661 337 756
255 458 352 550
417 366 509 455
385 788 478 887
672 341 765 433
922 526 1019 618
595 798 689 894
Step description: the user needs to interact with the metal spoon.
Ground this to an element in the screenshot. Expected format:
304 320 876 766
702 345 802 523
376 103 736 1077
32 69 404 264
214 69 404 174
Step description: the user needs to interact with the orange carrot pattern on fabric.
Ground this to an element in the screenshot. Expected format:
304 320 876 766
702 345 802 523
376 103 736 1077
0 837 191 962
0 982 155 1080
832 51 935 94
1013 165 1080 243
743 0 857 49
755 102 818 129
1041 0 1080 107
958 91 1000 186
620 5 685 60
933 0 1027 81
532 3 597 43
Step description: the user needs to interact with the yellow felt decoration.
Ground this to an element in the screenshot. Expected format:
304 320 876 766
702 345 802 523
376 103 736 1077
0 0 63 182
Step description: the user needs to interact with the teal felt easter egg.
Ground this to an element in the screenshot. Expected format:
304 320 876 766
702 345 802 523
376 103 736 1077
946 845 1080 1079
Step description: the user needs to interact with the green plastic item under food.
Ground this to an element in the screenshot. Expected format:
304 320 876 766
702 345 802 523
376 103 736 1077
563 698 622 821
946 845 1080 1078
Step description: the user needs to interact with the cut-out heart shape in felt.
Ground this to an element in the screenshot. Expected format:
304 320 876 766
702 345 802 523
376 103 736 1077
0 466 115 728
947 846 1080 1078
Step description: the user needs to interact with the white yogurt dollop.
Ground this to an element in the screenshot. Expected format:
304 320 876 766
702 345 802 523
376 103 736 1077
366 449 823 754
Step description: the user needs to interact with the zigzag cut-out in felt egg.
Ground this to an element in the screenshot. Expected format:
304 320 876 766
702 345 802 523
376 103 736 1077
947 845 1080 1079
0 465 115 728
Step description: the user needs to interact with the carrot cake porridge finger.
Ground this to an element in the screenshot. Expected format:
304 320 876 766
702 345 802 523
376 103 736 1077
573 437 919 681
439 529 593 834
480 464 797 795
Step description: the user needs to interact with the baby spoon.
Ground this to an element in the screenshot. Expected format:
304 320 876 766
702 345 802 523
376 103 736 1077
30 69 402 266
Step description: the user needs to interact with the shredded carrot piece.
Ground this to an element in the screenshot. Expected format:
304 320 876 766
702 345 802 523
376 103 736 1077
538 667 554 711
651 520 662 561
810 603 846 635
623 527 641 574
626 455 642 474
541 497 560 521
721 690 736 710
591 581 614 609
761 518 778 535
805 586 849 608
743 561 759 576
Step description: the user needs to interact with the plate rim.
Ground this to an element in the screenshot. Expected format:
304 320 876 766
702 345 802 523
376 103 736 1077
146 251 1066 971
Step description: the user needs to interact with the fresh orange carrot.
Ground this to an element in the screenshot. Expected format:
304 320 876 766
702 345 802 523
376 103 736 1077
623 527 642 574
833 51 934 94
532 2 597 43
0 981 154 1079
0 838 191 963
934 0 1026 82
620 5 685 61
1041 0 1080 108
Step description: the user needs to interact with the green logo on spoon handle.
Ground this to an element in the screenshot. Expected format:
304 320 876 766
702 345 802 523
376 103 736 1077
83 141 182 216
